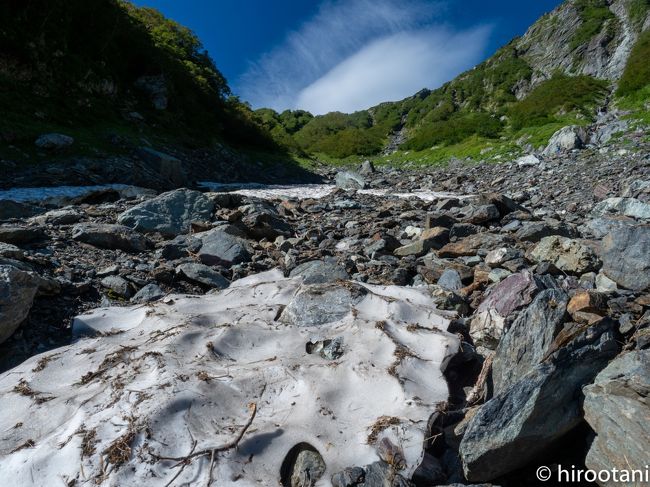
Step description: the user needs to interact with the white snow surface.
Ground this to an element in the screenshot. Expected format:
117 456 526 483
0 184 131 204
0 270 458 486
199 181 468 202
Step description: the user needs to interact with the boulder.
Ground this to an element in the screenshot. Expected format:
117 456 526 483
542 125 587 155
176 263 230 289
359 160 376 175
600 225 650 291
71 223 151 252
591 197 650 220
583 351 650 478
438 233 509 258
31 207 84 225
461 205 500 225
100 275 135 299
530 236 600 274
197 228 251 266
491 289 569 394
0 265 40 344
0 225 47 245
395 227 449 257
438 269 463 291
335 171 366 190
515 154 540 167
118 189 214 236
131 283 165 303
34 133 74 150
515 219 577 242
460 318 619 481
240 211 292 240
289 260 349 284
0 200 42 221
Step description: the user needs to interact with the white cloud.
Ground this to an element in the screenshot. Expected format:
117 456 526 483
237 0 491 114
296 26 490 114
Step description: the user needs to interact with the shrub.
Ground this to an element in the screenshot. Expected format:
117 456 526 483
617 29 650 97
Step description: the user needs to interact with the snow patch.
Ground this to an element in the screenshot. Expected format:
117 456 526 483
0 269 458 486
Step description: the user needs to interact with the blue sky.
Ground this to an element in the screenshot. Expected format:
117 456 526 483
132 0 562 114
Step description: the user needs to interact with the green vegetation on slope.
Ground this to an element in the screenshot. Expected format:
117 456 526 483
0 0 279 159
509 74 609 129
617 29 650 97
570 0 616 50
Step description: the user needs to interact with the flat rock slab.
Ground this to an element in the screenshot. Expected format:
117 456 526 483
0 270 458 486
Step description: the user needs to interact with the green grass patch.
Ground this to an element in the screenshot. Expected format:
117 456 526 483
570 0 615 50
617 29 650 97
508 74 609 130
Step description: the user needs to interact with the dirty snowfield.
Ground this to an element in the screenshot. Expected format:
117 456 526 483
199 181 468 202
0 269 458 486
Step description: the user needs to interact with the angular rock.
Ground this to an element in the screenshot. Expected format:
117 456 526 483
0 225 47 245
131 283 165 303
34 133 74 150
542 125 586 155
136 147 188 187
0 200 42 221
515 219 576 242
289 260 349 284
461 204 500 225
516 154 540 167
438 269 463 291
492 289 569 394
591 197 650 220
335 171 366 190
100 275 135 298
176 262 230 289
0 265 40 344
530 236 600 274
118 189 214 236
395 227 449 257
460 318 619 481
71 223 150 252
600 224 650 291
567 290 607 324
240 211 292 240
583 351 650 477
438 233 509 258
197 228 251 266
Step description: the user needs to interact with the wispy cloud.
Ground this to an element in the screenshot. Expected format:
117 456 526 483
237 0 491 114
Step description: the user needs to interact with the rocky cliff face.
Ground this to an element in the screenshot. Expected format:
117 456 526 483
517 0 649 92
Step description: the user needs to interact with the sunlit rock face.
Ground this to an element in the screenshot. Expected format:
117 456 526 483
0 269 458 486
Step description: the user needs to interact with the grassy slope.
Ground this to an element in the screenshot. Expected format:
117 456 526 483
0 0 284 167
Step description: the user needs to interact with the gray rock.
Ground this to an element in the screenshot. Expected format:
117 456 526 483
281 283 367 327
130 283 165 303
462 204 500 225
542 125 586 155
488 268 511 283
449 223 480 239
516 154 540 167
118 189 214 236
100 275 135 299
0 200 42 221
286 447 326 487
600 225 650 291
583 350 650 478
134 75 168 110
0 265 40 344
394 227 449 257
591 197 650 220
176 263 230 289
34 133 74 150
515 219 577 242
335 171 366 190
460 318 619 481
289 260 349 284
71 223 150 252
0 243 24 260
158 234 202 260
0 225 47 245
492 289 568 395
530 235 600 274
31 207 83 225
580 216 637 239
332 466 365 487
438 268 463 291
240 211 292 240
197 228 251 266
359 461 412 487
359 160 376 175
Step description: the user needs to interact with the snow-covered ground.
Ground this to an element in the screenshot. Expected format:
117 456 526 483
0 270 459 486
200 181 469 202
0 184 131 204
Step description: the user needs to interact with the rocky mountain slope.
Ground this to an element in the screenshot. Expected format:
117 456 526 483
258 0 649 163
